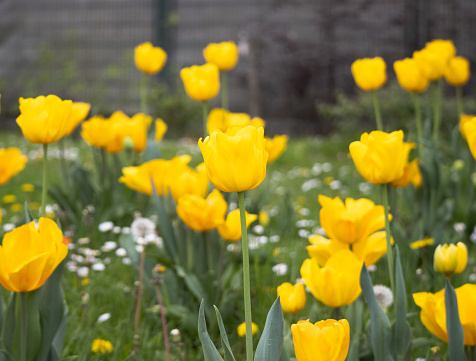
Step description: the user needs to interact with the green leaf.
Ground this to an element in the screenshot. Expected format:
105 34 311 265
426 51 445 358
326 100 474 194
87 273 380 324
2 293 16 353
175 266 206 301
24 202 33 223
198 300 223 361
359 264 392 361
13 292 41 361
346 298 363 361
255 297 284 361
444 279 466 361
213 306 236 361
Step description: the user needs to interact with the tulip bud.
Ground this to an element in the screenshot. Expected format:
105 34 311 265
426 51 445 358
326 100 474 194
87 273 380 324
203 41 239 71
277 282 306 314
433 242 468 276
445 56 470 87
180 63 220 101
134 42 167 74
351 57 387 91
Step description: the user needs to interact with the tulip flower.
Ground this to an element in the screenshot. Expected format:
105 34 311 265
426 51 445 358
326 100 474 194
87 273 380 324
414 284 476 345
207 108 231 133
318 195 386 245
81 115 116 148
0 218 68 292
16 95 73 144
349 130 407 184
217 209 257 242
433 242 467 276
134 42 167 74
266 135 288 164
180 63 220 101
460 114 476 141
291 319 350 361
391 159 422 188
425 39 456 63
167 162 209 203
277 282 306 314
155 118 168 142
464 118 476 160
410 237 434 249
237 322 259 337
0 148 28 186
301 250 362 308
445 56 470 87
351 57 387 91
394 58 429 93
413 47 453 82
91 339 114 354
64 102 91 136
203 41 239 71
176 189 227 232
198 125 268 193
122 113 152 153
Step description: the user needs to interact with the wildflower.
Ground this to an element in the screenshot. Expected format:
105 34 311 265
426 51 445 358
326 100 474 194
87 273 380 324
115 248 127 257
373 285 393 310
237 322 259 337
170 329 181 342
91 338 113 354
21 183 34 192
2 195 16 204
97 313 111 323
272 263 288 276
98 221 114 232
410 238 434 249
131 217 156 239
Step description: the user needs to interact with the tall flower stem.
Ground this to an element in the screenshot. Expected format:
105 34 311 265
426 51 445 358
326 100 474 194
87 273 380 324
140 74 148 115
432 79 443 144
20 293 27 361
132 246 146 360
412 92 424 159
382 183 395 295
238 191 253 361
202 101 209 138
456 86 464 117
372 91 383 131
204 231 214 274
221 72 229 111
154 282 172 361
41 144 48 217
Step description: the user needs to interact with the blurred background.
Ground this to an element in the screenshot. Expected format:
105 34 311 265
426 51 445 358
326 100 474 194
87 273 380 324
1 0 476 136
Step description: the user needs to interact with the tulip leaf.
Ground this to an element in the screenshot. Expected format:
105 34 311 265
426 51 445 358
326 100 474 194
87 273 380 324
24 201 33 223
0 346 15 361
213 306 236 361
444 279 466 361
346 298 363 361
175 266 207 301
2 293 16 354
359 264 392 361
390 246 411 359
255 297 284 361
143 135 162 162
198 300 224 361
12 292 41 361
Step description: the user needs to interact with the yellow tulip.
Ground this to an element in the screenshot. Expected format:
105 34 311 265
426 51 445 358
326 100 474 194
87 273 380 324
104 111 131 154
176 189 227 232
391 158 422 188
237 322 259 337
259 210 270 227
413 40 455 81
198 125 268 193
277 282 306 314
414 284 476 345
81 115 115 148
393 58 429 93
266 135 288 164
464 118 476 160
207 108 230 134
291 319 350 361
307 235 347 266
0 218 68 292
433 242 467 275
0 148 28 186
134 42 167 74
425 39 456 63
64 102 91 136
155 118 168 142
349 130 406 184
203 41 239 71
351 57 387 91
123 113 152 153
250 116 266 129
318 195 386 245
167 162 209 203
16 94 73 144
180 63 220 101
217 209 257 242
301 250 362 308
460 114 475 141
445 56 470 87
410 237 434 249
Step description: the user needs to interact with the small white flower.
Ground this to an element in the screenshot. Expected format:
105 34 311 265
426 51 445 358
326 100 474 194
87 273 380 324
131 217 156 239
329 180 342 190
135 245 144 253
97 313 111 323
66 261 78 272
322 162 332 172
469 273 476 283
77 267 89 278
98 221 114 232
373 285 393 310
270 235 280 243
253 225 264 235
115 248 127 257
359 182 372 194
122 257 132 265
301 179 320 192
113 226 122 234
311 163 322 175
367 265 377 272
228 202 238 211
92 263 105 271
299 208 310 216
258 236 268 245
272 263 288 276
78 237 90 245
298 229 310 238
122 227 131 234
296 220 315 228
3 223 15 232
102 241 117 252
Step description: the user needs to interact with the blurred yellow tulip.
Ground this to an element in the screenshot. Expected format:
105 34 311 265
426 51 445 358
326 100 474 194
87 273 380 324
0 148 28 186
464 118 476 160
445 56 471 87
414 284 476 345
301 250 362 308
207 109 266 134
460 114 475 141
413 40 455 82
17 95 73 144
0 218 68 292
349 130 407 184
237 322 258 337
199 125 268 193
217 209 257 241
134 42 167 74
180 63 220 101
391 159 422 188
155 118 168 142
64 102 91 136
266 135 288 164
203 41 239 71
123 113 152 153
81 115 115 149
291 319 350 361
433 242 467 276
176 189 227 232
393 58 429 93
167 162 209 203
351 57 387 91
277 282 306 314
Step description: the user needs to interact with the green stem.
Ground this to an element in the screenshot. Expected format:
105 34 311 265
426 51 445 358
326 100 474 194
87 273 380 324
456 86 464 117
204 231 214 274
412 92 424 159
221 72 229 111
187 231 193 271
382 184 395 295
238 191 254 361
372 90 383 131
432 79 443 144
140 74 148 115
20 293 27 361
202 101 209 138
41 144 48 217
